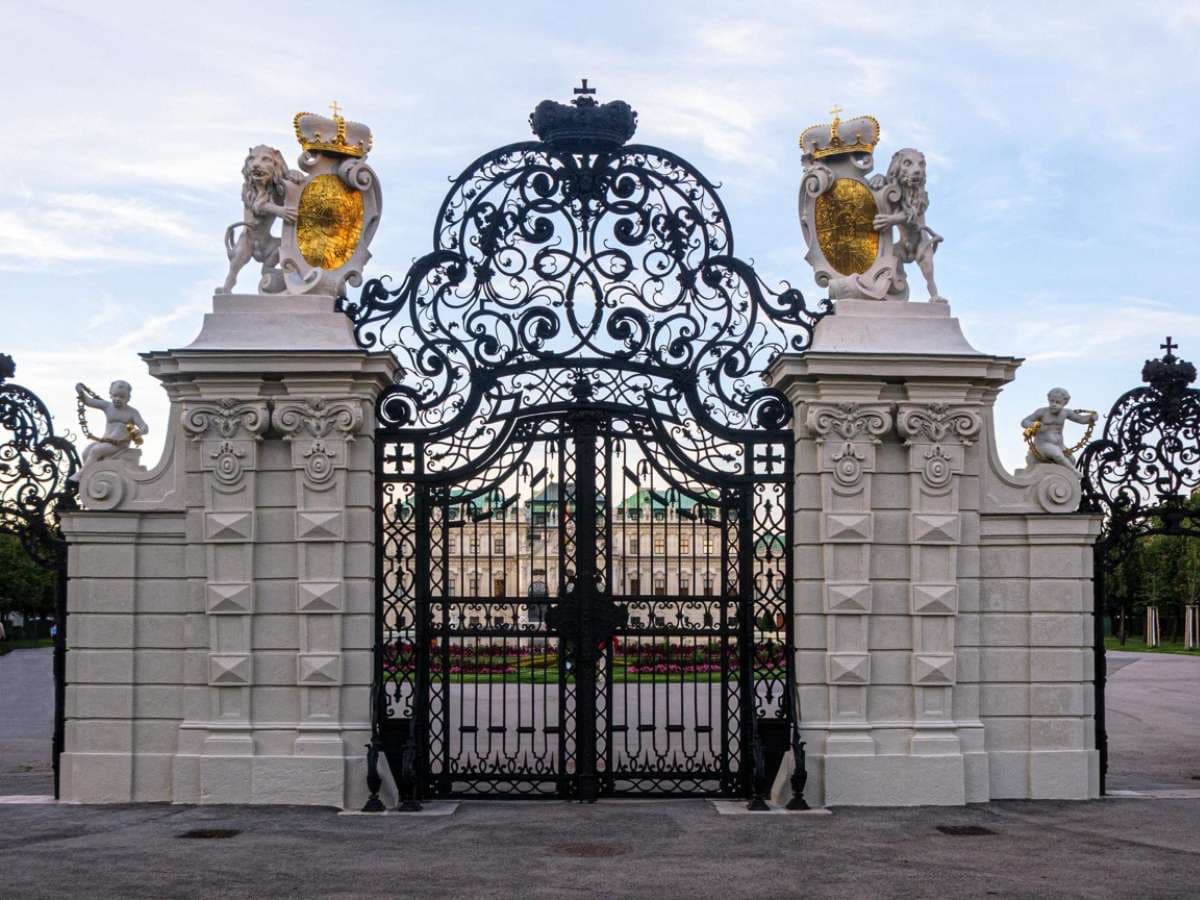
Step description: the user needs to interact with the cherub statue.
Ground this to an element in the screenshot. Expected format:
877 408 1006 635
73 380 148 476
1021 387 1097 467
219 145 304 294
872 149 944 302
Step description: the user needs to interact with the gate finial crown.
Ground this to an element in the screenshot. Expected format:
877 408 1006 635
1142 338 1196 396
529 82 638 152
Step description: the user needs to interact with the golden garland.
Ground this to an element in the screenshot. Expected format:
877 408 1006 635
76 384 144 447
1023 411 1096 462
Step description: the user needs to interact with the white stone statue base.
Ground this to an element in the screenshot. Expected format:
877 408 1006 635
184 293 359 351
809 299 980 356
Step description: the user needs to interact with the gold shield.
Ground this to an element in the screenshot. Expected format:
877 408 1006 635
814 178 879 276
296 174 365 270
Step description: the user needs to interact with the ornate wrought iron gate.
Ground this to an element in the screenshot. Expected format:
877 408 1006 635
346 85 828 807
1079 338 1200 794
0 353 80 798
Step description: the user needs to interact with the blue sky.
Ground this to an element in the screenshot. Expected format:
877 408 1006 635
2 0 1199 471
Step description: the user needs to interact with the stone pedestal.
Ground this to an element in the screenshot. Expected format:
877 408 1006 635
60 294 395 807
770 300 1102 806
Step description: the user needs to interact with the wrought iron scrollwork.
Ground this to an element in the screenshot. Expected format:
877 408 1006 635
341 90 829 466
0 353 79 567
1079 338 1200 558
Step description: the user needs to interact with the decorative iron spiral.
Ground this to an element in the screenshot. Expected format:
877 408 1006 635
1078 342 1200 561
341 93 829 481
0 353 80 569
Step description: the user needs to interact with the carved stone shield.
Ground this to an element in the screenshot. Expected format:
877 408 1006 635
279 156 381 297
296 174 365 270
799 155 906 301
814 179 879 276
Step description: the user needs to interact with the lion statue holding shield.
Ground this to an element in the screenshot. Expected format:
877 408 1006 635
219 145 304 294
871 148 944 302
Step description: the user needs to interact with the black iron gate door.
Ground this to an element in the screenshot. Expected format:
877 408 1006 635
351 85 828 807
1078 338 1200 794
0 353 80 799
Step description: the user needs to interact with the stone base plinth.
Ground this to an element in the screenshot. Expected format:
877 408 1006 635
185 293 359 351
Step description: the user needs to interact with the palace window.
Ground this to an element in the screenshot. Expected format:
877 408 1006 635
703 573 714 596
679 575 690 596
703 533 715 554
653 534 666 554
679 533 690 553
653 573 666 595
493 536 504 555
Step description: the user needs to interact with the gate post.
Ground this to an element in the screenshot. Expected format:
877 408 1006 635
771 299 1103 806
59 293 395 807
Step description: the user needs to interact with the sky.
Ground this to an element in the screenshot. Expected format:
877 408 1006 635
2 0 1199 473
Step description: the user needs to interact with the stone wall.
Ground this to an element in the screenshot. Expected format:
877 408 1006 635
59 294 1101 808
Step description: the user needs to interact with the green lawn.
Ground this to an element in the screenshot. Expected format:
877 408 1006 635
0 638 53 656
1105 637 1200 656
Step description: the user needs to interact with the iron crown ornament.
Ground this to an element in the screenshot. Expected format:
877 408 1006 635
529 79 638 152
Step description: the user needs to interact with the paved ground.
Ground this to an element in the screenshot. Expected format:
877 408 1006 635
1 648 1198 897
2 796 1200 898
0 647 53 796
1106 651 1200 791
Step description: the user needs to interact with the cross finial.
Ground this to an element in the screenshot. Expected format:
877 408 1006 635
1162 336 1179 358
830 104 843 121
574 78 596 97
329 100 343 119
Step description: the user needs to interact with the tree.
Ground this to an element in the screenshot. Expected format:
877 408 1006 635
0 534 55 637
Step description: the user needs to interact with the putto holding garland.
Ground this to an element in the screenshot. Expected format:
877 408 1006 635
798 107 943 302
219 103 383 298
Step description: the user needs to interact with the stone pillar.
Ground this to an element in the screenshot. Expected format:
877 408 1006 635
61 293 394 807
182 399 268 787
895 402 982 798
772 299 1102 806
272 397 364 758
806 402 891 764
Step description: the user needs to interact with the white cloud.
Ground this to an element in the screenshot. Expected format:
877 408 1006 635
0 192 210 270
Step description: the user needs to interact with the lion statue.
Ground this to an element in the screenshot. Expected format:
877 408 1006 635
872 148 944 302
219 145 304 294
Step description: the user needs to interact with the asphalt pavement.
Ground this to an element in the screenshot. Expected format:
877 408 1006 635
0 648 1197 898
0 646 53 796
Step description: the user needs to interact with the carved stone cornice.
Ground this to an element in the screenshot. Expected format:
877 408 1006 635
182 399 269 441
806 402 893 442
271 398 364 441
896 403 981 446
